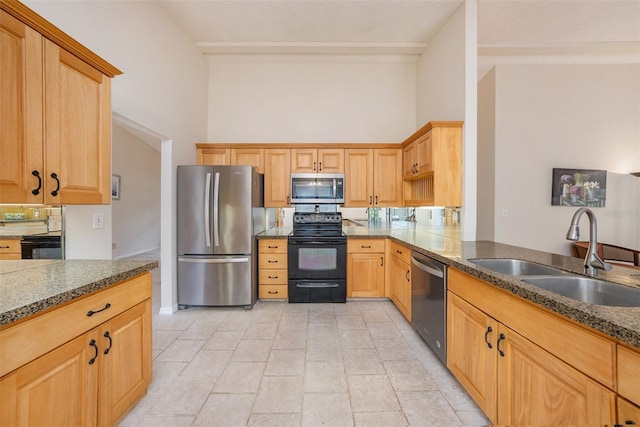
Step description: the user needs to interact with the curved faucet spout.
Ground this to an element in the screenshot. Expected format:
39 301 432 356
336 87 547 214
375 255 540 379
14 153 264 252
566 208 612 276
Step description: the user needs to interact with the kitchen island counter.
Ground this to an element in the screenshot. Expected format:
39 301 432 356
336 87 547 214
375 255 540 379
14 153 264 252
0 259 158 326
258 223 640 348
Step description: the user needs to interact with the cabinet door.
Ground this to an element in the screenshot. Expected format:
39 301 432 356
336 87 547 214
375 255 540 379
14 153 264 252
402 142 416 179
497 325 615 426
389 255 411 321
347 253 385 297
291 148 317 173
231 148 264 173
44 41 111 204
198 148 230 166
317 149 344 173
618 397 640 426
415 131 432 175
0 330 99 427
98 300 151 425
373 149 402 207
446 292 498 423
0 11 44 204
264 149 291 207
344 149 373 207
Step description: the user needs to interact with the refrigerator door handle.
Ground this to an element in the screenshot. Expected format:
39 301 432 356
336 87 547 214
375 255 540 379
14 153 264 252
179 257 249 264
204 172 212 247
213 172 220 247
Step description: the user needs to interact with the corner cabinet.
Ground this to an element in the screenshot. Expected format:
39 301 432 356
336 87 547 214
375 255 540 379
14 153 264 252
0 3 121 205
0 273 152 426
447 268 616 425
402 121 462 207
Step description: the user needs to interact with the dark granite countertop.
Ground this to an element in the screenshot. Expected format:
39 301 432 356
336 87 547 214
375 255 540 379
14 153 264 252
258 223 640 348
0 259 158 326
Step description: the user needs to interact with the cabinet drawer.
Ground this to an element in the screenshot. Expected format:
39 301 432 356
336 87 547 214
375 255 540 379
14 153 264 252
348 239 385 253
259 253 288 269
0 253 21 260
388 240 411 265
259 239 287 254
448 268 616 389
0 240 21 254
259 285 288 299
0 272 151 377
259 269 287 285
618 345 640 405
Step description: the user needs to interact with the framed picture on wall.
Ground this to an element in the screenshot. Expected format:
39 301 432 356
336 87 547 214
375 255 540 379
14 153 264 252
111 174 121 200
551 168 606 207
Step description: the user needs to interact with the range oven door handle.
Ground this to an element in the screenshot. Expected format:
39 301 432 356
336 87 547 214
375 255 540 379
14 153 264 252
288 239 346 245
295 282 340 288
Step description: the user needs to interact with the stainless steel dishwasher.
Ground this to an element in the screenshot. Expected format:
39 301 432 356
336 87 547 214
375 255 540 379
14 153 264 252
411 250 447 364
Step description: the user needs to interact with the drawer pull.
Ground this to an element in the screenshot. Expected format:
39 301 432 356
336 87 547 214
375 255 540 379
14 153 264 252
361 245 371 249
484 326 493 349
267 260 278 263
0 246 10 249
267 245 279 249
268 275 279 279
87 303 111 317
268 291 279 294
88 339 98 365
380 256 384 267
103 331 112 355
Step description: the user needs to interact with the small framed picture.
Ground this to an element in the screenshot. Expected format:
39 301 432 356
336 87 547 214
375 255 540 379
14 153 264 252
111 174 121 200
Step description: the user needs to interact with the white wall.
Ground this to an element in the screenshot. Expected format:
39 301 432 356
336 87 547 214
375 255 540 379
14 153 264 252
477 67 496 241
478 63 640 255
207 54 416 142
112 125 161 258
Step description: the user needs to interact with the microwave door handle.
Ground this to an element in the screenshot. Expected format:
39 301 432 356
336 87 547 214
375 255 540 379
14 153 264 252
213 172 220 247
333 178 336 198
204 172 212 247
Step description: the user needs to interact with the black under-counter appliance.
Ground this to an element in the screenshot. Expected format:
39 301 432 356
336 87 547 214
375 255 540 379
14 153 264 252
288 212 347 303
21 234 63 259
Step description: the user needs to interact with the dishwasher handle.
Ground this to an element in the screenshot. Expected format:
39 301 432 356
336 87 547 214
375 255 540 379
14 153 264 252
411 255 445 278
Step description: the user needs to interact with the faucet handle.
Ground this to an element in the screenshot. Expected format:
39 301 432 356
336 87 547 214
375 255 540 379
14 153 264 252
589 254 612 271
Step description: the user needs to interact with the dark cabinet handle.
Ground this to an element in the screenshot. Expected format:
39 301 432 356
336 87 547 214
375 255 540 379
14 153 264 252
103 331 112 355
375 195 378 204
50 172 60 196
361 245 371 249
87 303 111 317
380 256 384 267
313 161 317 171
267 260 278 263
267 245 279 249
267 275 279 279
286 196 290 205
396 250 402 255
615 422 637 426
267 290 279 294
405 270 410 281
369 196 372 205
497 333 506 357
89 339 98 365
484 326 493 349
0 245 10 249
31 170 42 195
319 162 322 171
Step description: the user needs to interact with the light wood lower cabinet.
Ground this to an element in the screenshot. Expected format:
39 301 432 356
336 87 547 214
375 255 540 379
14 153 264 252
0 273 152 426
618 397 640 426
447 268 616 425
618 345 640 407
0 239 22 260
258 239 288 299
347 239 385 298
388 240 411 321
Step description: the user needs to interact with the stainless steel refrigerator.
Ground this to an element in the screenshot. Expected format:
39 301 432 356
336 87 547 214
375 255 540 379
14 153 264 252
177 165 265 308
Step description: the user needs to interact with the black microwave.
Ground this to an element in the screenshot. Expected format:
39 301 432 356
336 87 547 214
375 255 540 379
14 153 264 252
290 173 345 204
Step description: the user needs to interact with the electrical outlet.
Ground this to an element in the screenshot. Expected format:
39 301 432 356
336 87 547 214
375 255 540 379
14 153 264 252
112 242 116 250
93 212 104 229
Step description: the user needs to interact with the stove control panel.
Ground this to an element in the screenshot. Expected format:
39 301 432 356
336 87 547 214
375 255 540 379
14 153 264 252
293 212 343 224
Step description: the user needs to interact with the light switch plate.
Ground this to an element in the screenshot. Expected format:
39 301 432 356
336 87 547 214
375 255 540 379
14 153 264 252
93 212 104 229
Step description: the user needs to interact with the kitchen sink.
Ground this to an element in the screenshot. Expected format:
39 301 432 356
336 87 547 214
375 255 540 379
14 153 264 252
469 258 570 276
522 276 640 307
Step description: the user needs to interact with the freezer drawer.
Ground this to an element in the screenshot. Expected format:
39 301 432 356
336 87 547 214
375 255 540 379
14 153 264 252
178 256 255 307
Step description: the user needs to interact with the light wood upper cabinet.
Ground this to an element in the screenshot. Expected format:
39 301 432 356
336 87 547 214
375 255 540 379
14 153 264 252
197 148 230 166
231 148 264 173
402 122 462 207
291 148 343 173
0 3 120 205
0 10 43 203
344 148 402 207
264 149 291 207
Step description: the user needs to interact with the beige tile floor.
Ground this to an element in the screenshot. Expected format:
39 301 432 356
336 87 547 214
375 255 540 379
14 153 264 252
120 250 488 426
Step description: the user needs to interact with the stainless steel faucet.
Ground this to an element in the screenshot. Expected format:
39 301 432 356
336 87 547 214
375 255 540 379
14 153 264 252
566 208 612 276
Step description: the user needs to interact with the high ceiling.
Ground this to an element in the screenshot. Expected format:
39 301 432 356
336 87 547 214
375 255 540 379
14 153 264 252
158 0 640 54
